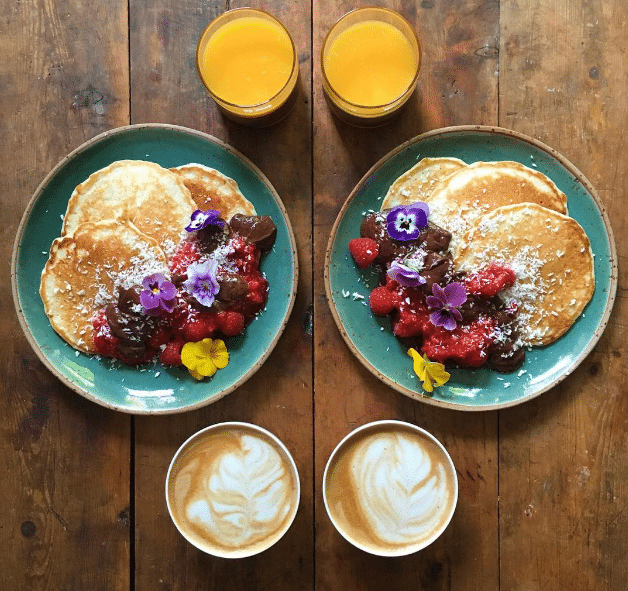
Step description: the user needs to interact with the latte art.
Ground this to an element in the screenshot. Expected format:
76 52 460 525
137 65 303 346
324 422 457 556
350 432 449 545
167 424 299 557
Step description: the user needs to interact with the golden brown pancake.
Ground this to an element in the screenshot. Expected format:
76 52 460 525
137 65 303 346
170 163 256 220
40 220 169 353
62 160 196 258
455 203 594 346
380 157 467 211
424 161 568 252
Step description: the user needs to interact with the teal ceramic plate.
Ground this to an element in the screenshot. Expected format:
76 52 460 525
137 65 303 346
325 126 617 411
12 124 298 414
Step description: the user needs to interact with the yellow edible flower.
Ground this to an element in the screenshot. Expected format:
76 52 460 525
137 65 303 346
408 348 450 392
181 338 229 380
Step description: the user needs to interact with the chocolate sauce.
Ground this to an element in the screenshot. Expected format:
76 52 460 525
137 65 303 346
217 273 249 304
105 287 153 360
487 339 525 372
229 214 277 251
196 223 229 255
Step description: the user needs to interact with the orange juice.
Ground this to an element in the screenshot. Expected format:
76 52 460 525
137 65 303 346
199 16 294 107
324 20 418 107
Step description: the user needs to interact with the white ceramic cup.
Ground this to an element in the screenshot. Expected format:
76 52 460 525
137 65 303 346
323 420 458 556
166 422 300 558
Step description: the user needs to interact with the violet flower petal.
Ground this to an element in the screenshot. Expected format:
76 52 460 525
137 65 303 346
386 202 430 242
140 290 161 310
184 258 220 307
450 307 463 322
387 260 425 287
430 310 457 331
159 281 177 301
139 273 177 316
427 281 467 330
444 282 467 307
161 297 177 313
427 284 447 310
142 272 163 291
185 209 225 232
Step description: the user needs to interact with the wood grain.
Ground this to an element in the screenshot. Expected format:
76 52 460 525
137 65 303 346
3 0 628 589
1 0 131 589
129 0 313 588
498 1 628 589
313 1 500 589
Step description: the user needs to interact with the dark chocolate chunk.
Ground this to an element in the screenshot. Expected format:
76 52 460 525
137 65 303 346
229 214 277 251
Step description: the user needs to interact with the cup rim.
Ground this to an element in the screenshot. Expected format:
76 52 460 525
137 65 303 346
322 419 458 557
320 6 422 112
165 421 301 558
196 7 298 110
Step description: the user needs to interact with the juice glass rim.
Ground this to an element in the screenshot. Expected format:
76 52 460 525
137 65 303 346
196 7 298 110
320 6 422 112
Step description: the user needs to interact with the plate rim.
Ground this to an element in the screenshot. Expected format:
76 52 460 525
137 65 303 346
324 124 618 411
11 123 299 415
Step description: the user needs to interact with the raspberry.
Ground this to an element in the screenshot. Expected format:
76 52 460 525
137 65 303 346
159 339 185 366
147 325 170 349
183 315 216 342
168 298 197 337
247 277 262 292
92 311 118 357
217 311 245 337
349 238 379 268
369 286 395 316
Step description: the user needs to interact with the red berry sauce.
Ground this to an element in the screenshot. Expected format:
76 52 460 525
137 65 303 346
92 214 276 367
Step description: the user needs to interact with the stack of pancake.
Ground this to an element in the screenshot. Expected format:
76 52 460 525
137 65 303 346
381 157 594 346
40 160 256 353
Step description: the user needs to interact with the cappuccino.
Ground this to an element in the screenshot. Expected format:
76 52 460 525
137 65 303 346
323 420 457 556
166 422 300 558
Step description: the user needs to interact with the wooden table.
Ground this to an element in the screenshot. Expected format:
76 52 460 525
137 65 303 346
2 1 626 589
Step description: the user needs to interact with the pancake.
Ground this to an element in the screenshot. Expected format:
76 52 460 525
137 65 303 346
40 220 169 353
455 203 594 346
62 160 196 258
424 161 568 251
381 157 466 210
170 163 256 220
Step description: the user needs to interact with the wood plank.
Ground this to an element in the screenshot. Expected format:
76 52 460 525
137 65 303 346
129 1 313 588
313 1 500 589
1 0 131 589
498 1 628 589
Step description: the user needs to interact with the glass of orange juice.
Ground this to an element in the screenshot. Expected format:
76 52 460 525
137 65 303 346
321 7 421 127
197 9 299 126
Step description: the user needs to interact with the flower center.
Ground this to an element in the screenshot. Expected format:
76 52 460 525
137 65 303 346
399 214 415 232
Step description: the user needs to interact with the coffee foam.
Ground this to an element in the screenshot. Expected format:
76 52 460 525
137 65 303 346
324 422 457 556
167 424 299 557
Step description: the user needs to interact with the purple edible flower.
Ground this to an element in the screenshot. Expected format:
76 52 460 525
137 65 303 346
386 202 430 241
140 273 177 316
184 258 220 307
426 282 467 331
185 209 225 232
387 260 426 287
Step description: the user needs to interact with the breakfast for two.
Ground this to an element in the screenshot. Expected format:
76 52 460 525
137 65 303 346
40 160 276 380
348 157 595 392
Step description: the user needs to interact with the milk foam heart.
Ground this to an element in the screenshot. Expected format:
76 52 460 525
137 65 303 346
167 423 299 557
